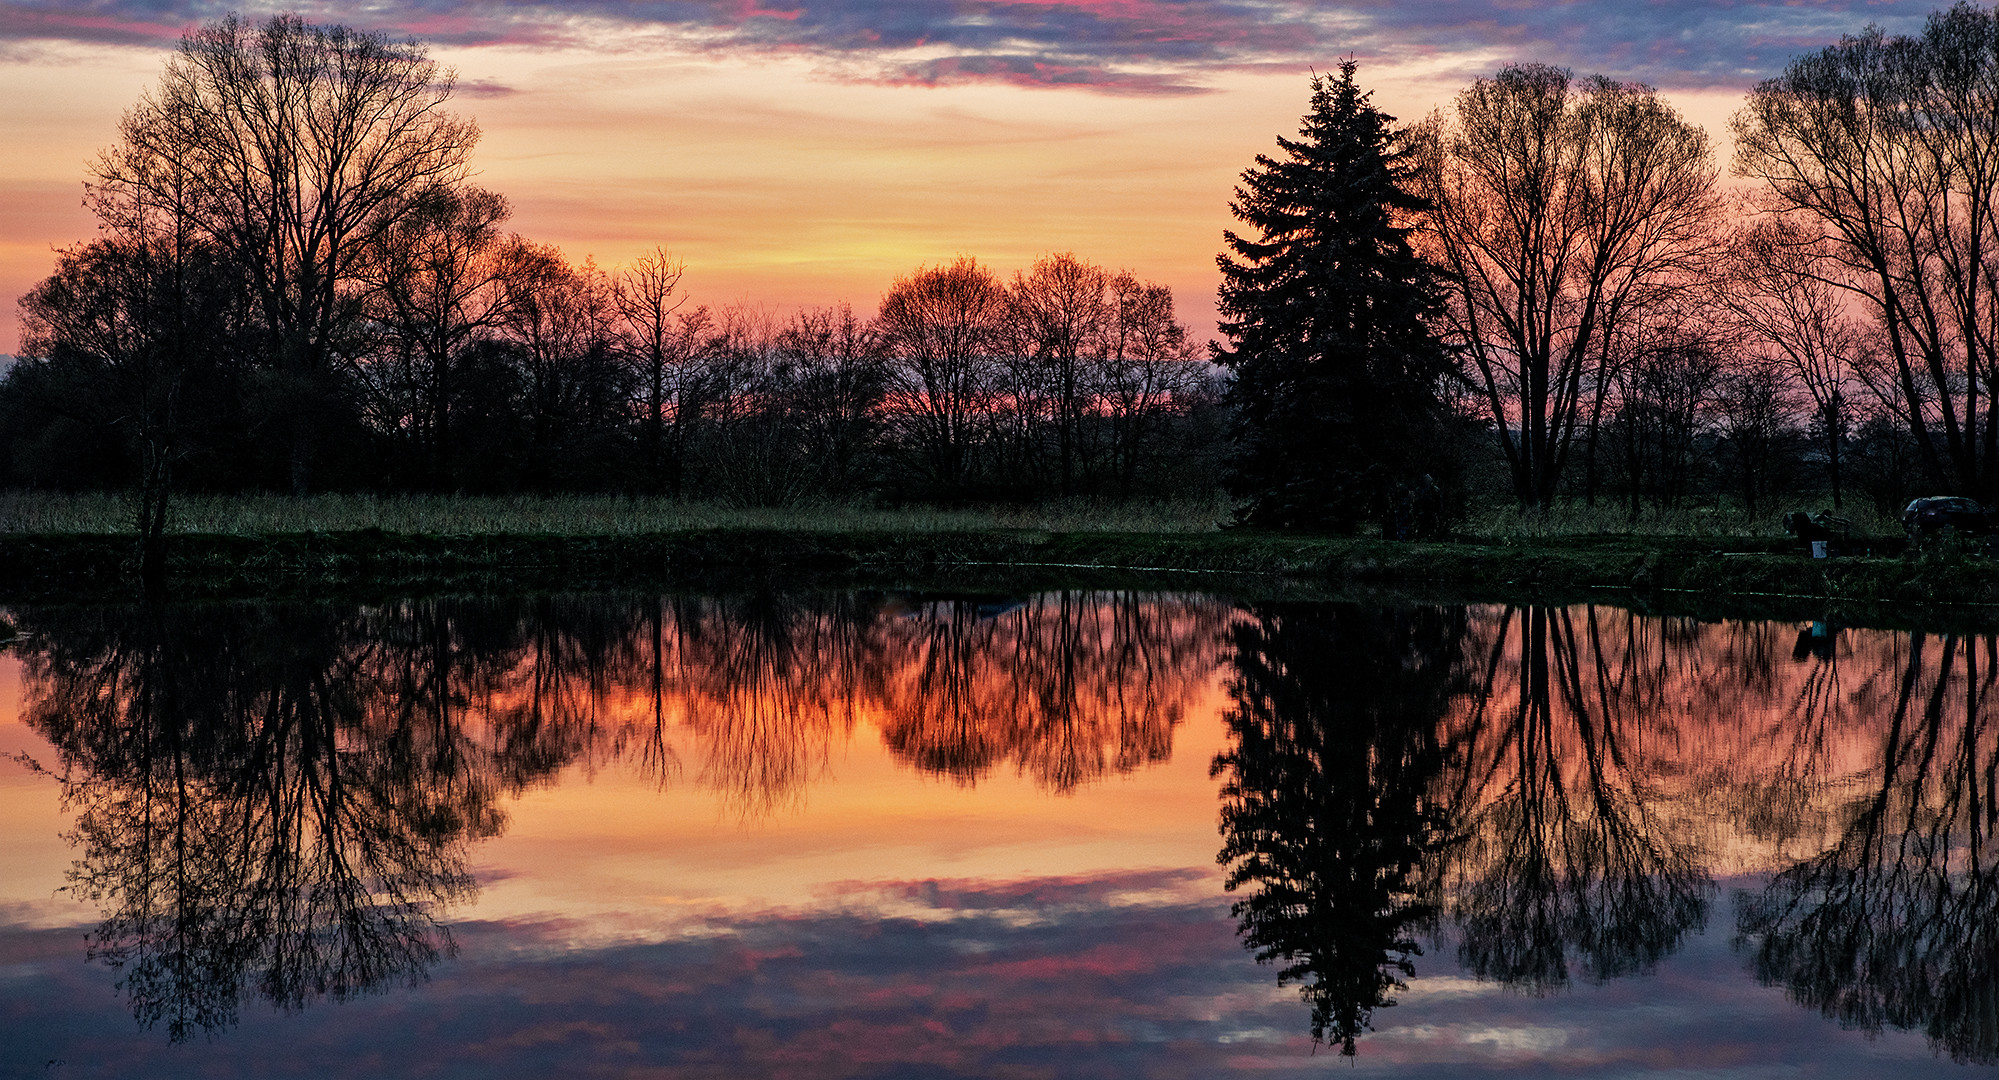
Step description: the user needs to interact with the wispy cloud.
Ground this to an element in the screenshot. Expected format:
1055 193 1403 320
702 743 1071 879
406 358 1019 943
0 0 1948 93
453 77 518 97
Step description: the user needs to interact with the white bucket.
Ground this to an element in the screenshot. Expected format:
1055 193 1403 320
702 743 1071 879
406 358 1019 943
1811 540 1829 559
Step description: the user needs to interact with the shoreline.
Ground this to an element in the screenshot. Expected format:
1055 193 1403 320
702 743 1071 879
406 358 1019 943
4 528 1997 630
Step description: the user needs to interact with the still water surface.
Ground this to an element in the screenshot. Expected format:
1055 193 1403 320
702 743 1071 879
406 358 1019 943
0 592 1993 1077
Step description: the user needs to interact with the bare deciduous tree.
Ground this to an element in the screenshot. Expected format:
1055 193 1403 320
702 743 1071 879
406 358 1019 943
499 246 624 480
1712 355 1793 519
18 146 245 584
1607 324 1723 518
357 186 519 487
93 14 480 493
700 305 807 506
777 305 891 496
1009 253 1115 496
615 248 708 495
1095 274 1211 496
1733 2 1999 499
879 257 1007 494
1718 219 1870 508
1415 64 1722 509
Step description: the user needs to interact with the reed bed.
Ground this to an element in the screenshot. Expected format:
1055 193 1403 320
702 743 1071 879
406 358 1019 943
0 492 1234 537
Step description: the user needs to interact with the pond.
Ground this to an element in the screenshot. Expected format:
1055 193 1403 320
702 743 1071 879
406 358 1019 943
0 591 1992 1077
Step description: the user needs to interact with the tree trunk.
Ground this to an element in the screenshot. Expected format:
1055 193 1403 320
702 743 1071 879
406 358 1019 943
136 441 171 593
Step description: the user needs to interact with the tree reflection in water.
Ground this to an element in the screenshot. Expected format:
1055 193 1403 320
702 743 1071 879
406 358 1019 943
1442 605 1711 991
881 591 1212 793
1738 631 1999 1065
1216 603 1712 1048
1213 603 1465 1053
12 591 1218 1039
27 592 1996 1060
1218 601 1999 1059
19 604 518 1041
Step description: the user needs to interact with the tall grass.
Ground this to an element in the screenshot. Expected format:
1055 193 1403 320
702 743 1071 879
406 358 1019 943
0 491 1235 536
1 490 1902 540
1460 499 1900 540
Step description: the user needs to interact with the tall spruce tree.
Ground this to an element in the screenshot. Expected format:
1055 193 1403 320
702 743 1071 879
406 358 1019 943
1217 62 1447 531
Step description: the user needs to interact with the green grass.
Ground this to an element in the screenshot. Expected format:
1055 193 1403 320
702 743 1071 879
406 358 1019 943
2 490 1907 542
1459 499 1901 541
0 491 1235 537
3 493 1995 626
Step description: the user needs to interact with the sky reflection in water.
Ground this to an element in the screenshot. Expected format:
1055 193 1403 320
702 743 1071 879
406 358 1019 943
0 593 1991 1077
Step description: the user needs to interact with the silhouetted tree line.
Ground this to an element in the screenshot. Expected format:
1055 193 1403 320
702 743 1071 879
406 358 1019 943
18 6 1999 530
1220 3 1999 526
0 16 1221 519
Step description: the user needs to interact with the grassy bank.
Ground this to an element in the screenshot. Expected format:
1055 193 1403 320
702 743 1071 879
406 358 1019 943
0 520 1987 612
1461 500 1901 539
0 492 1232 537
1 491 1887 540
7 491 1990 627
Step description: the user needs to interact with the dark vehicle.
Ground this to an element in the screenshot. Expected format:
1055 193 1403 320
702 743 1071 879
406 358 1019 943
1902 496 1996 538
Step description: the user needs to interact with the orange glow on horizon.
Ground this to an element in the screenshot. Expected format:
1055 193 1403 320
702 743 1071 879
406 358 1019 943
0 38 1747 356
1 597 1988 931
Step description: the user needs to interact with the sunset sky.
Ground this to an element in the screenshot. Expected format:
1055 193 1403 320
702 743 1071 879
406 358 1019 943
0 0 1946 353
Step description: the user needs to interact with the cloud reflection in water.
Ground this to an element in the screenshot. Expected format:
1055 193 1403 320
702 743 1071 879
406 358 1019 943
7 591 1220 1041
2 593 1996 1075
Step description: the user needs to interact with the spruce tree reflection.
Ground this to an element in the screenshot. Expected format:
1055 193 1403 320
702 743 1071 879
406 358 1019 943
18 603 520 1040
1443 606 1710 991
1213 603 1465 1053
1217 603 1722 1051
1739 631 1999 1065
